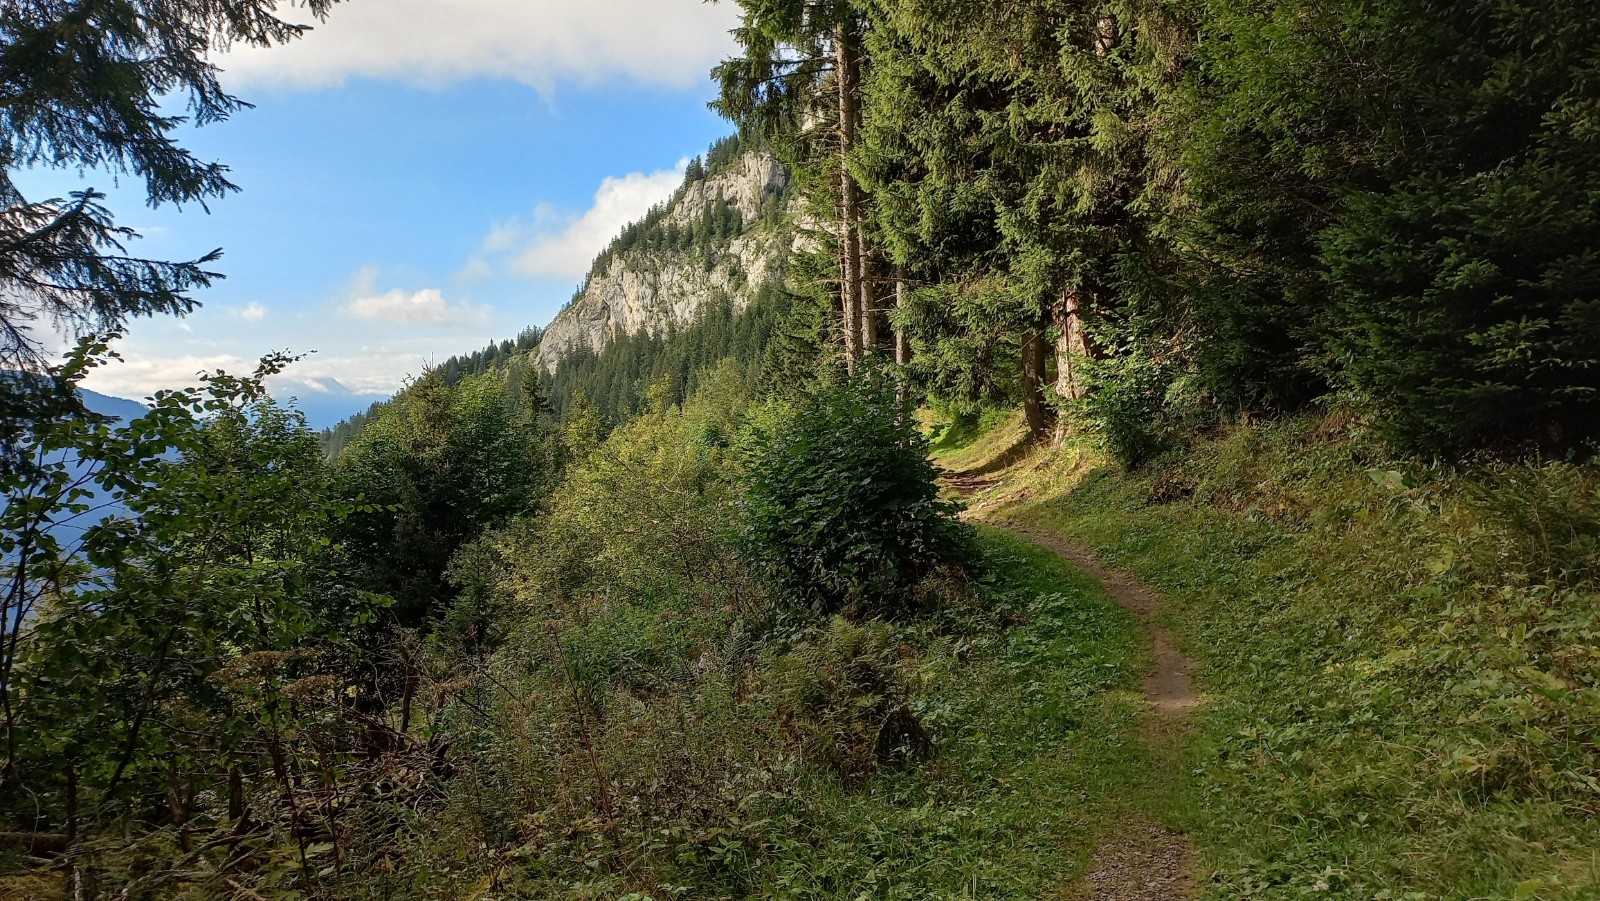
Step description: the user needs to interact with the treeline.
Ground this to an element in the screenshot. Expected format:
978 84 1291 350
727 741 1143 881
319 328 542 457
431 327 543 387
323 290 789 456
332 289 790 461
715 0 1600 461
543 285 789 427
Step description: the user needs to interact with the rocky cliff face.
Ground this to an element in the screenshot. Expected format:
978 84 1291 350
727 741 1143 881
534 151 794 373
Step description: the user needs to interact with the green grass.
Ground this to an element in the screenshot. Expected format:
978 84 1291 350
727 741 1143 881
745 526 1164 898
978 416 1600 900
926 408 1027 472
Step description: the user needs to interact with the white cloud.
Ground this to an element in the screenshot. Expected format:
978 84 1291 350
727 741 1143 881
81 345 452 400
271 352 425 395
348 288 465 324
219 0 739 91
232 302 268 322
343 268 490 325
457 256 493 283
482 161 686 280
80 352 257 400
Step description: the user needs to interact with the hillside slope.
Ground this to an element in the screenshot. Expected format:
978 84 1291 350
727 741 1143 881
937 411 1600 898
321 136 798 449
533 144 793 373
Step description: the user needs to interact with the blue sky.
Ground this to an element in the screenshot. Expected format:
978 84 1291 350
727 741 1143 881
18 0 742 427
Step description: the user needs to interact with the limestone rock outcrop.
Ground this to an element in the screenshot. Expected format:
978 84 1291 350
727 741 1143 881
533 151 793 373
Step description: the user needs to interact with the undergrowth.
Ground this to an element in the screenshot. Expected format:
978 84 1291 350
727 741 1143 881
6 375 1170 900
302 524 1156 900
974 411 1600 899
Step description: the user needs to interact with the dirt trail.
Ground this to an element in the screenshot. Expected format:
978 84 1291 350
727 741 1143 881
997 521 1198 900
1002 524 1197 717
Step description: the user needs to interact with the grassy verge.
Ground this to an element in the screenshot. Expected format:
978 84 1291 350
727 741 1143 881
925 409 1031 474
750 525 1162 897
959 411 1600 899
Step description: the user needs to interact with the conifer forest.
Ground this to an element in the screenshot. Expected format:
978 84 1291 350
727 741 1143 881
1 0 1598 898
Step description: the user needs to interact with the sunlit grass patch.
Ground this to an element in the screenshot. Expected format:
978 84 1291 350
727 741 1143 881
750 526 1159 898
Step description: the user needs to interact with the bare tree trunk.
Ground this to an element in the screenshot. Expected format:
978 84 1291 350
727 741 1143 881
893 271 911 367
860 239 879 353
893 272 911 407
400 645 417 736
1023 314 1053 440
228 764 245 822
65 763 77 842
1053 286 1097 403
167 762 191 851
836 21 864 371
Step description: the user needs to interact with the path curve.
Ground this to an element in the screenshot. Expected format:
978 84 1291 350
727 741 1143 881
997 521 1198 900
1000 523 1197 716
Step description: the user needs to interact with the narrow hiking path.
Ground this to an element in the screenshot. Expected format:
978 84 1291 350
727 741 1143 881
997 520 1198 900
1000 523 1198 719
941 433 1201 898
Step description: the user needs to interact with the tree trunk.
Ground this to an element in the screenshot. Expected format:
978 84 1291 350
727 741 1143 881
860 238 879 353
1023 314 1053 440
893 273 911 407
836 21 864 371
228 764 245 821
1095 12 1119 59
65 763 77 842
893 272 911 367
400 649 417 735
1053 286 1099 402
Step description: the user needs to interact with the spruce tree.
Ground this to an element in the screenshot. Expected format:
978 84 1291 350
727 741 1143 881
714 0 876 370
0 0 338 449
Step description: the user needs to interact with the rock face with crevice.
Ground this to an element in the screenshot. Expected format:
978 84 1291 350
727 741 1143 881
533 151 795 373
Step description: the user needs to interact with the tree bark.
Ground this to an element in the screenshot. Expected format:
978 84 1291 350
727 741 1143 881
1023 313 1053 440
65 763 77 842
1053 286 1097 402
893 272 911 367
860 237 879 353
228 763 245 821
1095 12 1119 59
836 21 864 371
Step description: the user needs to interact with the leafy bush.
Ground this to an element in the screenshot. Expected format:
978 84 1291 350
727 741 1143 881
1081 351 1177 470
762 617 928 779
737 375 973 615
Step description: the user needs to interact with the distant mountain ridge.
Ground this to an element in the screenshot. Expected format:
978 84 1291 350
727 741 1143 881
80 388 149 422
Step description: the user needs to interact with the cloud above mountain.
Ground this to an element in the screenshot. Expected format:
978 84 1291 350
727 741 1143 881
221 0 740 91
467 160 688 282
344 269 491 325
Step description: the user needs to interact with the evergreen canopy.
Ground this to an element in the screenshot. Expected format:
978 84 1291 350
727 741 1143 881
0 0 335 374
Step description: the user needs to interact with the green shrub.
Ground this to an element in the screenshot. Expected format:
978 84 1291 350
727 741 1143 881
1082 352 1176 470
737 375 973 615
762 617 929 779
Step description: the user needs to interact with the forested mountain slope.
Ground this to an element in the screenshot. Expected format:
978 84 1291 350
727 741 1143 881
533 142 793 373
5 0 1599 898
321 134 799 449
